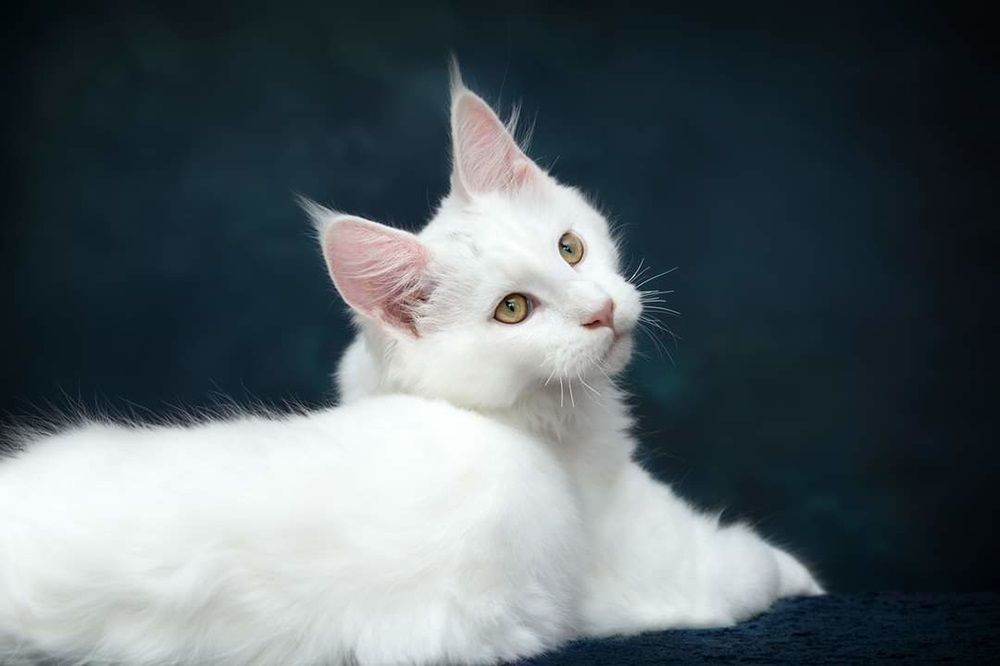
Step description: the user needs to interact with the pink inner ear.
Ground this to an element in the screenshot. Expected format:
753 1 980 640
453 92 536 195
322 218 428 333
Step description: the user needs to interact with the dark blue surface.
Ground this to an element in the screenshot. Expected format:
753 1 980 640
524 594 1000 664
1 2 997 593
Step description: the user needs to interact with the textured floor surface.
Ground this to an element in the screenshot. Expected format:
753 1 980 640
523 593 1000 665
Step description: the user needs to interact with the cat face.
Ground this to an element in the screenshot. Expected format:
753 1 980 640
311 71 643 409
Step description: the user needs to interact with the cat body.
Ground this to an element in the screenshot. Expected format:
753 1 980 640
339 340 820 639
0 66 820 664
0 397 584 664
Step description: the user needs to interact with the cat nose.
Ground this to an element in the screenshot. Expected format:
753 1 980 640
582 299 615 331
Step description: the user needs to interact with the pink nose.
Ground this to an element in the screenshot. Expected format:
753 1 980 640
582 299 615 331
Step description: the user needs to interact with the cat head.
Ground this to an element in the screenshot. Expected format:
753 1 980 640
310 67 645 410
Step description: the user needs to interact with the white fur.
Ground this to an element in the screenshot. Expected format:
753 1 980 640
0 400 583 664
0 69 821 665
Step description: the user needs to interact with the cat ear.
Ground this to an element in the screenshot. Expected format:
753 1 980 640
449 61 542 198
308 203 429 335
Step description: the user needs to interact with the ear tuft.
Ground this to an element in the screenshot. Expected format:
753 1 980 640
449 75 541 198
306 201 429 334
448 53 466 100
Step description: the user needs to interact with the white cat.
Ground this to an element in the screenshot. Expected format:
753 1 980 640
0 65 821 665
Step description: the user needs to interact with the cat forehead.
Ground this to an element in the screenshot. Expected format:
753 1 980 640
423 185 606 253
422 222 556 285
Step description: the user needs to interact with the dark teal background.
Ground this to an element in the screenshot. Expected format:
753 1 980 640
2 2 996 592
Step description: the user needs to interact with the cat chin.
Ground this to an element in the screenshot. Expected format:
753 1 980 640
600 333 634 375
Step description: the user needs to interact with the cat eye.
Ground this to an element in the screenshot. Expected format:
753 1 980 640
494 293 531 324
559 231 584 265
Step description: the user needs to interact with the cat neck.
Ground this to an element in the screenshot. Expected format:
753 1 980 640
490 380 631 449
336 335 636 465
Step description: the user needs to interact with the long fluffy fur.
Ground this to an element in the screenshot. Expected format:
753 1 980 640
0 67 821 665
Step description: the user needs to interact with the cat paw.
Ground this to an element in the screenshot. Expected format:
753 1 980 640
580 603 738 637
771 546 824 597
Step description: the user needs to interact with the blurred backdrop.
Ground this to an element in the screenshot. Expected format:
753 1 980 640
2 1 996 592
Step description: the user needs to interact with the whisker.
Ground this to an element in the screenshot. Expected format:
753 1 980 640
577 371 602 398
637 321 661 354
630 265 652 285
628 258 646 283
595 363 615 385
635 267 678 289
660 343 676 367
568 378 576 408
637 320 676 366
640 315 681 344
642 305 682 316
559 377 565 408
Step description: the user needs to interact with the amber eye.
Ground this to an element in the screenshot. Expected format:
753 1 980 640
559 231 584 265
494 293 531 324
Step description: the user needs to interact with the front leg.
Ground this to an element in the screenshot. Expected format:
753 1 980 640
580 461 822 637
